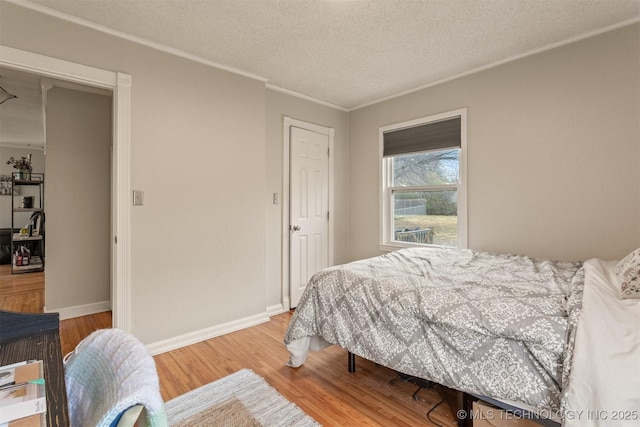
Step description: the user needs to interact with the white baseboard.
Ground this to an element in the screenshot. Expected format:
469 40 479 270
46 300 111 321
266 303 286 316
146 312 270 356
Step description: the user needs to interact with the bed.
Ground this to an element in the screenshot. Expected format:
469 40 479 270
284 246 640 426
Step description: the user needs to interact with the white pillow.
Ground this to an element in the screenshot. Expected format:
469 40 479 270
615 248 640 299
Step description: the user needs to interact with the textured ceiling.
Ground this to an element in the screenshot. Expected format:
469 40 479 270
11 0 640 109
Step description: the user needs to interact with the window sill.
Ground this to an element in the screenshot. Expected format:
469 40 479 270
378 242 437 253
379 241 462 253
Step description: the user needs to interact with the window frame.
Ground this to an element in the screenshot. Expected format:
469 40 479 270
379 108 467 251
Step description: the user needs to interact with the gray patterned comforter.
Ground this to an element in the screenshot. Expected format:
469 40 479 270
284 247 584 412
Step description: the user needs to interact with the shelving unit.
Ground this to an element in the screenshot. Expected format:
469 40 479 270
10 172 45 274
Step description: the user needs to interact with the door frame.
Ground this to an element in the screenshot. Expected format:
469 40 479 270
281 117 334 310
0 45 132 332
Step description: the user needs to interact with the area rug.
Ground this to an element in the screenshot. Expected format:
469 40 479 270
164 369 320 426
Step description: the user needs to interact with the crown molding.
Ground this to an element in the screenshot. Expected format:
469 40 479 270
8 0 269 84
9 0 347 111
266 84 348 112
349 17 640 111
8 0 638 114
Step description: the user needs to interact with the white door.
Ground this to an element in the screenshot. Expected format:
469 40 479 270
289 126 329 307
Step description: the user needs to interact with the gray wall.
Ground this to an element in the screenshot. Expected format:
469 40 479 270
44 86 111 311
1 1 269 344
349 24 640 262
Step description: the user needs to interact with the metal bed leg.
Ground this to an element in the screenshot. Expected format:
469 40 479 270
348 351 356 373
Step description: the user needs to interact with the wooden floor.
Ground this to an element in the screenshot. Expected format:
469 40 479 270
155 311 457 426
0 264 115 355
0 264 45 312
0 265 457 426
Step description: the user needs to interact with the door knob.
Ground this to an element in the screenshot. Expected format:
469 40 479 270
291 225 301 231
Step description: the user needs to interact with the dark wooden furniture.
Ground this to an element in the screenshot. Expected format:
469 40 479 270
0 310 69 426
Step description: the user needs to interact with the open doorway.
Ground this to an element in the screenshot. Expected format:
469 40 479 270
0 68 112 326
0 45 132 333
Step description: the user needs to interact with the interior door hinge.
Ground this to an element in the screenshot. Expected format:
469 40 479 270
327 211 330 221
327 147 330 157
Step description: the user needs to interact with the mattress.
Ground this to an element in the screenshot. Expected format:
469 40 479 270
284 247 585 412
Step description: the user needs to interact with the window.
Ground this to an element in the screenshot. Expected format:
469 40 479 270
380 109 467 249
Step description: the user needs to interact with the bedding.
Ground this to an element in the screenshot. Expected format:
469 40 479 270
615 247 640 299
284 247 585 413
563 258 640 426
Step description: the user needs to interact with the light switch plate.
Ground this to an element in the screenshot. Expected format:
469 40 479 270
133 190 144 206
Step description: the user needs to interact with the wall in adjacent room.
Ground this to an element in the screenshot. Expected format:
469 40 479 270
44 86 111 313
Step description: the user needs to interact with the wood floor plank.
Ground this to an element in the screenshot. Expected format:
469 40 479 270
154 311 457 426
0 264 45 312
59 311 113 356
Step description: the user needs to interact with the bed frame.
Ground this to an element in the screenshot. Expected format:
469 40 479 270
347 351 559 427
